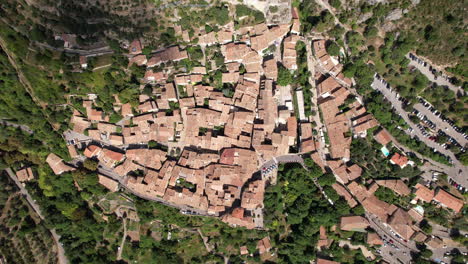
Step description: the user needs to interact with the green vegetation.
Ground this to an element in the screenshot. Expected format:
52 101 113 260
235 5 265 26
298 1 335 33
422 203 452 229
263 160 359 263
374 186 412 208
326 40 340 56
329 0 341 10
422 84 467 128
354 80 452 165
294 41 313 116
351 138 421 179
397 0 467 77
0 172 58 264
277 64 293 86
134 196 268 263
179 4 230 32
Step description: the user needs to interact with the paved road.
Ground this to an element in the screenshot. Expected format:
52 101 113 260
371 78 468 188
34 42 114 57
406 54 464 95
413 103 467 146
4 168 68 264
366 212 416 264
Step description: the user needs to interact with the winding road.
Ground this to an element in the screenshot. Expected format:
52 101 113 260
4 168 68 264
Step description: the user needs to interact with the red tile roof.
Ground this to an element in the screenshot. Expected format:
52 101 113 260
340 216 369 231
374 129 392 145
433 189 464 213
414 183 434 203
390 153 408 168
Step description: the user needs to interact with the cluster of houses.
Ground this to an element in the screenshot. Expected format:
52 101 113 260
41 5 466 260
47 8 310 230
307 38 465 258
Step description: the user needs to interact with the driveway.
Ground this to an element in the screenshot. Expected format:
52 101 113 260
371 77 468 188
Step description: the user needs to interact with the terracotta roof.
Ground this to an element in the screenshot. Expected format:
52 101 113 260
79 56 87 65
121 103 133 117
426 236 444 248
257 236 272 254
408 208 424 222
67 144 78 158
390 153 409 168
102 149 125 162
332 183 358 208
318 76 341 96
414 183 434 203
129 39 142 55
84 145 102 158
388 208 415 240
46 153 75 175
340 216 369 231
16 167 34 182
376 179 411 196
374 129 392 145
433 189 464 213
240 246 249 255
367 233 383 246
98 175 119 192
263 58 278 80
147 46 188 67
128 54 147 67
361 195 392 222
412 232 428 243
317 258 340 264
319 226 327 240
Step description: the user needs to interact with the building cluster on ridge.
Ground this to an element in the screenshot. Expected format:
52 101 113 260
49 8 305 229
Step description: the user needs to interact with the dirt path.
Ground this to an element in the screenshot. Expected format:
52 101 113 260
116 218 127 260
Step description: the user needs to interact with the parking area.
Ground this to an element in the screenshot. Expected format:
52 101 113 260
407 53 464 95
371 76 468 188
414 97 467 147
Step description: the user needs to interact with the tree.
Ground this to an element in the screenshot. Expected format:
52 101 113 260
329 0 341 9
83 159 98 171
326 41 340 56
352 205 365 216
277 65 293 86
318 173 336 186
420 248 433 259
364 26 378 38
419 219 432 234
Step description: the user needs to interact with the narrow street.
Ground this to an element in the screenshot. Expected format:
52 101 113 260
302 37 330 163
